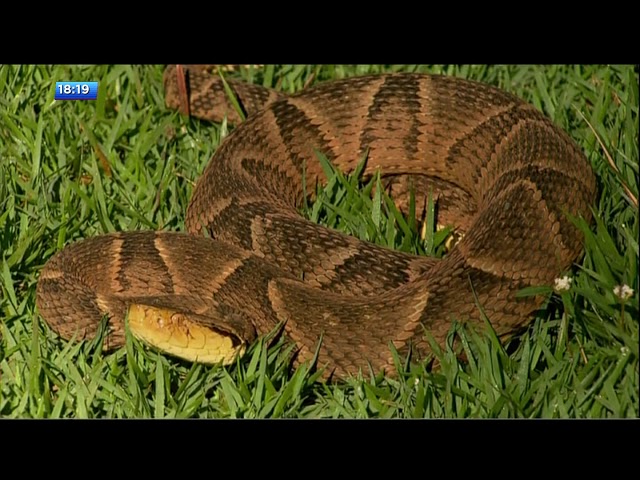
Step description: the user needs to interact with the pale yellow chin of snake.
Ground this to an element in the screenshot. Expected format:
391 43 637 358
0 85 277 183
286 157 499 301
127 304 245 365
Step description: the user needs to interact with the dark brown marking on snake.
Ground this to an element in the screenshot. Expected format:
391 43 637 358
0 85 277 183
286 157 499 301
270 97 338 173
358 75 422 165
239 157 301 209
114 233 175 295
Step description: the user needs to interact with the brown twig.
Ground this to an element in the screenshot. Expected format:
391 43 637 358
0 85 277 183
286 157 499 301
175 65 190 117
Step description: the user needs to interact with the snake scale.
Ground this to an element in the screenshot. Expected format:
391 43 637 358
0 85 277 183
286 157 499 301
36 66 597 379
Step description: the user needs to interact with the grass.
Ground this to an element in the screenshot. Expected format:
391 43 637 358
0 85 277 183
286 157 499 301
0 64 637 418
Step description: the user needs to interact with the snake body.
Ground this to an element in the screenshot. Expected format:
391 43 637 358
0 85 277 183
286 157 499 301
36 66 596 378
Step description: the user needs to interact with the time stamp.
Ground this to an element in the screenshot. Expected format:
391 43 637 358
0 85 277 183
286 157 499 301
55 81 98 100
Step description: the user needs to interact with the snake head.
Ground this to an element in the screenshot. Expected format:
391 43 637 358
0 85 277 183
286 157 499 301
126 301 257 366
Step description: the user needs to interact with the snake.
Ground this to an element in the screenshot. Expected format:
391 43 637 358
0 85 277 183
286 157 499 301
35 65 597 379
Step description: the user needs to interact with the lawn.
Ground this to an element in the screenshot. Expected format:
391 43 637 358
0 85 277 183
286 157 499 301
0 64 637 418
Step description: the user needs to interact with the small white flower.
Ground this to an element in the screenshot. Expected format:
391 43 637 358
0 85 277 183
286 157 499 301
554 276 572 293
613 284 634 301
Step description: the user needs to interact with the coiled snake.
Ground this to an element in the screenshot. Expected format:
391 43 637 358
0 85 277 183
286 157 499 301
36 66 597 379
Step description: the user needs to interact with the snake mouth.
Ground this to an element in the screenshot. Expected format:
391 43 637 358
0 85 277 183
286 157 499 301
126 304 246 365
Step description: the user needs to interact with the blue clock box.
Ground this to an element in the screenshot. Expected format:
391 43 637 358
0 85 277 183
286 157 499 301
55 81 99 100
